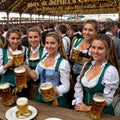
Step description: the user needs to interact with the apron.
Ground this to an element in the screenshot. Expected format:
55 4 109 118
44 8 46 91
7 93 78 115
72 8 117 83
71 38 91 74
26 46 44 99
80 63 114 115
34 56 66 107
0 48 15 86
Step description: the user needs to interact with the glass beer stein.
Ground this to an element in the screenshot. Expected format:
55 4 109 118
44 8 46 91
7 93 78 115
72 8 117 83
0 83 14 106
13 66 27 94
13 50 24 67
89 93 105 119
40 82 56 102
16 97 32 119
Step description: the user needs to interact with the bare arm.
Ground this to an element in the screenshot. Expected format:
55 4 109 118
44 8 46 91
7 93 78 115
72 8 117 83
3 60 13 70
23 64 38 80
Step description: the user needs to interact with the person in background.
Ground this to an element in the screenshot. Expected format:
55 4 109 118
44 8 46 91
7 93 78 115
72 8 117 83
66 23 71 37
24 32 70 107
72 34 120 115
68 19 99 109
1 24 8 44
42 24 49 46
48 22 55 33
70 24 82 47
99 22 106 34
20 26 29 48
116 22 120 39
58 24 71 58
24 27 47 99
105 21 120 60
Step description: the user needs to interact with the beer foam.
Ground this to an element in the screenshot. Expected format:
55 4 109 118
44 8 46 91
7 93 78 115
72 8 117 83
93 96 105 102
40 82 53 90
0 83 9 89
13 50 22 55
14 67 26 73
16 97 28 106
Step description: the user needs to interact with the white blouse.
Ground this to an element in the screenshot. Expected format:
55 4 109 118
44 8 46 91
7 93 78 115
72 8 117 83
25 44 47 64
35 53 70 96
72 61 119 106
0 47 25 74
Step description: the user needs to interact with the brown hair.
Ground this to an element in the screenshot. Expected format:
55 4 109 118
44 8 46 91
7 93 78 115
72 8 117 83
83 19 99 33
27 27 42 45
4 28 22 50
27 27 43 58
45 32 68 60
0 39 3 48
80 34 120 80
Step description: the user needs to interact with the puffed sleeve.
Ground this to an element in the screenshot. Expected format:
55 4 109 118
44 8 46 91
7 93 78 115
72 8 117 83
102 65 119 105
72 75 83 105
0 48 6 74
56 59 70 96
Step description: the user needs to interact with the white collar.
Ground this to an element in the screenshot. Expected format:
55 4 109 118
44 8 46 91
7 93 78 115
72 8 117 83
8 47 18 53
62 34 66 37
91 60 107 68
31 44 40 54
106 32 113 36
46 53 60 60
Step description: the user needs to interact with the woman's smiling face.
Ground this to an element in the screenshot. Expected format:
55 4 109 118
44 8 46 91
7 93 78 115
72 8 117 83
8 33 21 50
28 31 41 49
45 36 59 55
91 39 108 62
82 23 97 41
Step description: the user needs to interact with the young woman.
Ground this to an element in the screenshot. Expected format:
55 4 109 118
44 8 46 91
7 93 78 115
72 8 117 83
25 32 70 107
68 19 99 108
0 28 24 86
72 34 120 115
24 27 47 99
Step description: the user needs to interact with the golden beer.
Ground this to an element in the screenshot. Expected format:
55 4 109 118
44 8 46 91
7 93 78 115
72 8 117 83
40 82 55 102
13 50 24 67
71 48 80 62
90 93 105 119
0 83 14 106
14 66 27 88
16 97 28 114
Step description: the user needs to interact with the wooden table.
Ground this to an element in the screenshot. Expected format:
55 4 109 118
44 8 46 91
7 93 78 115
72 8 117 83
0 100 120 120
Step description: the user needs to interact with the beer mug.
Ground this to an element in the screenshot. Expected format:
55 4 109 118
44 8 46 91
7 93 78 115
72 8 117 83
13 50 24 67
71 48 80 62
89 93 105 119
0 83 14 106
13 66 27 94
40 82 55 102
16 97 29 115
14 66 27 88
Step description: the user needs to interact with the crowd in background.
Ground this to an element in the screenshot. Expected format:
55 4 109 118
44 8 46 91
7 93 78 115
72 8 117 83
0 20 120 116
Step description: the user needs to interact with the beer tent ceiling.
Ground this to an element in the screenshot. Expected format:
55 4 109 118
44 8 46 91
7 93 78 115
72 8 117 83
0 0 119 16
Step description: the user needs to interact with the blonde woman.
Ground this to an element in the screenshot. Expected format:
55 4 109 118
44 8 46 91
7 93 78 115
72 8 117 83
25 32 70 107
